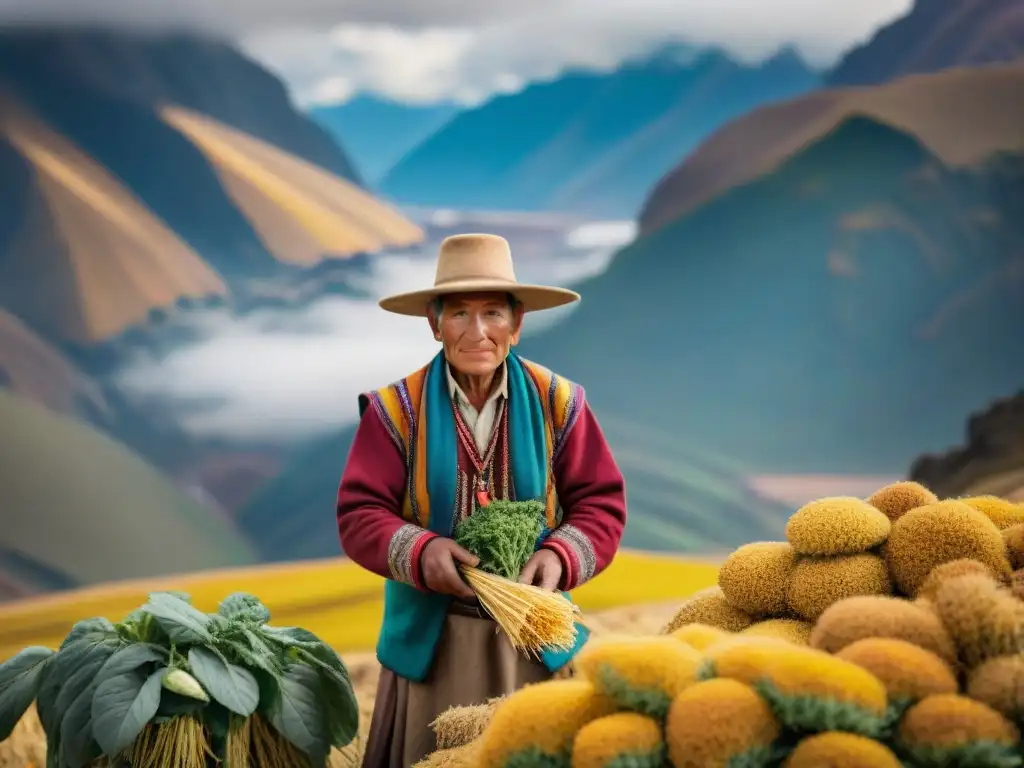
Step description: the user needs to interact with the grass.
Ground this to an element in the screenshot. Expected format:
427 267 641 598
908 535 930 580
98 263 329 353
0 551 719 661
0 390 256 591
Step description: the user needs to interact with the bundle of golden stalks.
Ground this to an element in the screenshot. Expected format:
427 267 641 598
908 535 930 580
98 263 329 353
459 565 578 654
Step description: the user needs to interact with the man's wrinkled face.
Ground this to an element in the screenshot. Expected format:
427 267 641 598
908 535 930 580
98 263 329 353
428 292 523 376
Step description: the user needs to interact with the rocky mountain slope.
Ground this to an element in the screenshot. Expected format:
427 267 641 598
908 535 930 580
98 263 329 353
828 0 1024 86
311 94 459 184
911 391 1024 499
639 62 1024 237
379 46 817 216
519 110 1024 477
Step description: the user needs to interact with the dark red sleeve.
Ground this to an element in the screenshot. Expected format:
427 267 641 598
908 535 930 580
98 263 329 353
542 402 627 590
336 406 437 590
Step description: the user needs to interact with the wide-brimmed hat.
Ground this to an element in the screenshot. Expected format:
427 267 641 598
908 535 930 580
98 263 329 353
378 233 581 317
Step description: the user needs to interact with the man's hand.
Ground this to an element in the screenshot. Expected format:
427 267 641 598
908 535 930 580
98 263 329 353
518 549 563 591
420 538 479 601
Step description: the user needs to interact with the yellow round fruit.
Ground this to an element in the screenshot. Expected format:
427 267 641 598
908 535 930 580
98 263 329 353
787 554 891 621
784 732 901 767
898 694 1020 765
662 586 753 634
809 595 957 666
574 636 702 718
786 497 891 555
885 501 1010 596
752 645 888 735
474 680 615 767
933 574 1024 669
961 495 1024 530
967 655 1024 721
1003 524 1024 570
665 679 779 768
835 638 957 703
703 637 887 735
670 623 732 651
916 558 1003 603
867 481 937 523
718 541 796 616
571 712 663 768
740 619 812 645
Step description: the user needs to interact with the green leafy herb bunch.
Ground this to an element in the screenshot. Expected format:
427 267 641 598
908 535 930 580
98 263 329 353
454 499 546 580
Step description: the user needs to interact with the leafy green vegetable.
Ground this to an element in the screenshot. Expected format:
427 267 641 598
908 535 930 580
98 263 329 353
218 592 271 625
2 588 358 765
141 592 213 644
454 498 546 579
91 668 164 754
187 647 259 716
295 648 358 746
267 663 331 762
0 646 52 740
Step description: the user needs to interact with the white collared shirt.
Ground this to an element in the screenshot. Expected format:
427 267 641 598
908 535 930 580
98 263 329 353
446 360 508 455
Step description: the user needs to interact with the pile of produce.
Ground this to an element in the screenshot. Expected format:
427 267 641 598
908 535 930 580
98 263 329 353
416 483 1024 767
0 591 358 767
453 499 579 654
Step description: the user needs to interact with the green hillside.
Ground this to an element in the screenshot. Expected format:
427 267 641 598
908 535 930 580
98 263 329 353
519 115 1024 475
0 390 256 587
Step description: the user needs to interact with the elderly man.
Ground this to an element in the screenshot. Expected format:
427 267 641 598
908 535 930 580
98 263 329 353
336 233 626 768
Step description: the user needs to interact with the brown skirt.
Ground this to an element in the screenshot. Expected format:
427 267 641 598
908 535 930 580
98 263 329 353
361 602 552 768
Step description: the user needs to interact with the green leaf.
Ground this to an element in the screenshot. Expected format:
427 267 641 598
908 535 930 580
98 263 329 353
218 593 271 625
59 618 116 651
267 663 330 761
141 592 212 645
0 646 53 740
187 647 258 716
261 627 349 683
55 637 122 765
59 679 103 767
35 658 62 737
94 645 166 687
91 668 163 756
295 648 358 747
53 636 122 719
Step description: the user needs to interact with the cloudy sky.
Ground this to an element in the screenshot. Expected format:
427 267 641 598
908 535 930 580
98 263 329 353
1 0 913 106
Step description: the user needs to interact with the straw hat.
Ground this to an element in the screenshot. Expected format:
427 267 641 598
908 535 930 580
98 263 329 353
378 233 581 316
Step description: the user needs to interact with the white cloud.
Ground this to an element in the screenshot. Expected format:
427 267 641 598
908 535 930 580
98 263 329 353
239 0 915 107
113 223 628 442
0 0 915 108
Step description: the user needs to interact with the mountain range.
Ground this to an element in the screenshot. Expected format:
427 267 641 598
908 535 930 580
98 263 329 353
828 0 1024 86
911 390 1024 499
310 95 459 185
376 46 819 216
520 106 1024 473
0 28 398 292
232 0 1024 565
244 110 1024 555
639 62 1024 236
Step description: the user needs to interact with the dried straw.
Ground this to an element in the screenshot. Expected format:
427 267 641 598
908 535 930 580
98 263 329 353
225 714 253 768
431 696 504 749
412 741 478 767
0 705 45 768
251 713 313 768
126 715 211 768
458 565 577 654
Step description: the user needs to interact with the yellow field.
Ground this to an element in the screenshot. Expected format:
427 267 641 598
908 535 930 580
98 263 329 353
0 550 719 661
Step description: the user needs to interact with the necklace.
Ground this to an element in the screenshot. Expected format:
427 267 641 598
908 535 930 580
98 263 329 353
452 398 504 508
